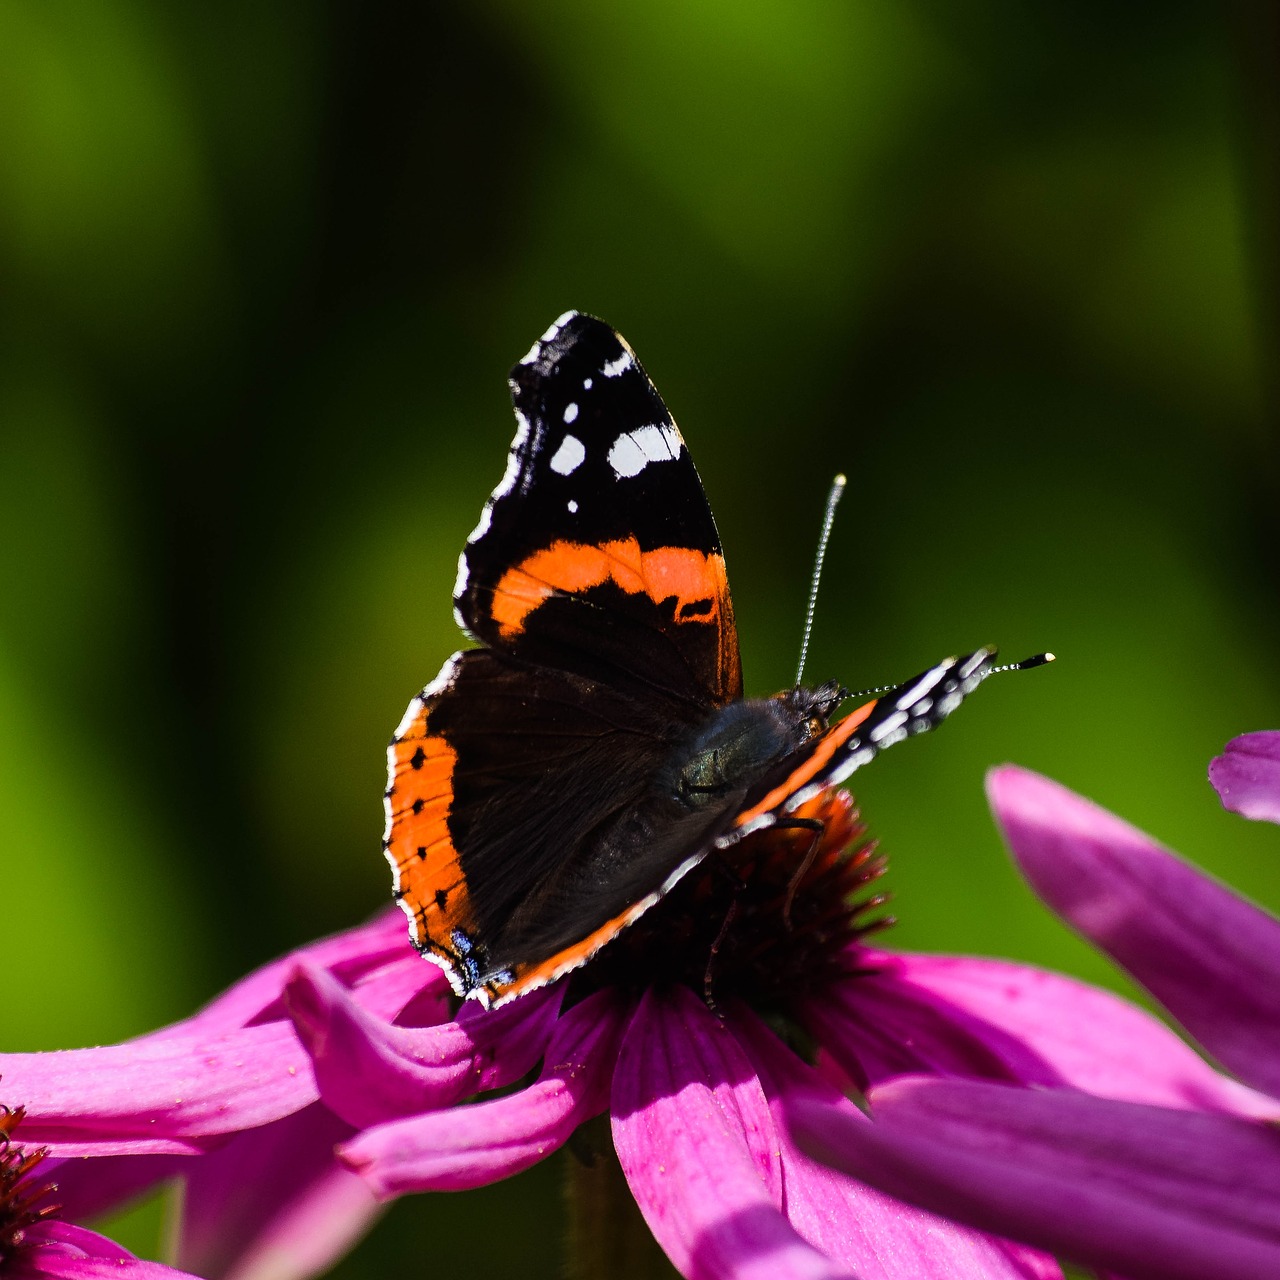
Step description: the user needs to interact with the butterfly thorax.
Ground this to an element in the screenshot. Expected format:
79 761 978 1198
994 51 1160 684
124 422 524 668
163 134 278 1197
487 682 846 974
669 682 846 810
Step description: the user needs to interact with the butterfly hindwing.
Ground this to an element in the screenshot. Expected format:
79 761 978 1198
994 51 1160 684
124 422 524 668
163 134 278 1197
384 646 749 1004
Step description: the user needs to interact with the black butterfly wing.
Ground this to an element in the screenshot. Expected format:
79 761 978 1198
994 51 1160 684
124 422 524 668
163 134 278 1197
453 312 742 714
385 648 737 1005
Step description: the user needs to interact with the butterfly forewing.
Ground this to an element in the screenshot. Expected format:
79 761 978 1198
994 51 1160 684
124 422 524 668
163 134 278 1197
453 312 742 712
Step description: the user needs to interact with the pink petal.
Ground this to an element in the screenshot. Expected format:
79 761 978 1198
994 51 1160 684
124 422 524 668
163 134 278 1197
340 990 626 1196
15 1259 191 1280
814 949 1277 1118
989 765 1280 1098
3 1023 316 1156
799 965 1023 1092
347 954 452 1024
285 964 561 1128
174 1104 381 1280
736 1012 1061 1280
613 986 852 1280
16 1221 197 1280
1210 732 1280 825
23 1221 133 1261
790 1076 1280 1280
160 911 419 1037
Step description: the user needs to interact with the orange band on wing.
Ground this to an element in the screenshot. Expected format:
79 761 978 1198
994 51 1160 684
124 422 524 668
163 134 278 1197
386 709 476 948
731 699 879 828
490 536 729 637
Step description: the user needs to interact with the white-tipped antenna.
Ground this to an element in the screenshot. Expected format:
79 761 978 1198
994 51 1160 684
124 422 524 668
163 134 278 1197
988 652 1056 675
795 474 847 688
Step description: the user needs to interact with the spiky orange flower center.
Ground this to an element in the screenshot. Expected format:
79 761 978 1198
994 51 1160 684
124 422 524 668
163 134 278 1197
579 788 889 1013
0 1104 59 1262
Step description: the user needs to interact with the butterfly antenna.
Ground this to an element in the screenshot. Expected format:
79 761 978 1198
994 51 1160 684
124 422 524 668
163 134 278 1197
988 651 1056 675
795 474 847 688
844 650 1055 702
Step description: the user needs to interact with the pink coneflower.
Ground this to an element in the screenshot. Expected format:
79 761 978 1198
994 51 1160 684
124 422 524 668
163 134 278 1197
12 752 1276 1278
790 736 1280 1280
0 911 427 1279
282 781 1272 1279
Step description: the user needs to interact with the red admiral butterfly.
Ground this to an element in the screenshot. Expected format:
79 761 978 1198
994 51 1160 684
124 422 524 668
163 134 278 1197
384 312 1048 1006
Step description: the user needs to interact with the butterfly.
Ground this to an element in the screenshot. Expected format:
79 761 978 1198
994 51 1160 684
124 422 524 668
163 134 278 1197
383 311 1047 1006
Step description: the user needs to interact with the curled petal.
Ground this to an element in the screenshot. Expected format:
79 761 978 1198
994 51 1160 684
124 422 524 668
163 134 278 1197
3 1024 316 1156
737 1011 1061 1280
174 1104 381 1280
340 990 626 1196
821 949 1277 1118
613 986 851 1280
343 954 452 1025
285 964 560 1128
1210 732 1280 825
988 765 1280 1098
790 1076 1280 1280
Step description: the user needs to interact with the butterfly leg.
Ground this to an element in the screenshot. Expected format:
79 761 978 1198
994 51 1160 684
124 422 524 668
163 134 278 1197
773 817 826 931
702 855 749 1014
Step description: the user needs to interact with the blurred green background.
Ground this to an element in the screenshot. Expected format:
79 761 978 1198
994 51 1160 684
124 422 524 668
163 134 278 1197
3 0 1278 1274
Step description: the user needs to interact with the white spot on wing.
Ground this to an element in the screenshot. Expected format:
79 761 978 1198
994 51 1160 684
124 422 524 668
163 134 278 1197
502 412 534 495
936 691 963 717
602 352 633 378
545 311 576 340
869 709 908 742
550 434 586 476
583 377 593 389
392 696 423 743
567 499 579 513
563 402 578 424
607 423 683 478
894 665 948 711
466 410 530 548
423 651 463 700
453 550 469 602
469 501 493 542
518 311 579 365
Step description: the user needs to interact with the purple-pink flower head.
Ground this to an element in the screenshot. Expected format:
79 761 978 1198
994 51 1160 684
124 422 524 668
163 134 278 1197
789 736 1280 1280
272 754 1280 1280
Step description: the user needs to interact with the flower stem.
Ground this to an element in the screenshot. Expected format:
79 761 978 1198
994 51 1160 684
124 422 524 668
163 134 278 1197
563 1115 680 1279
